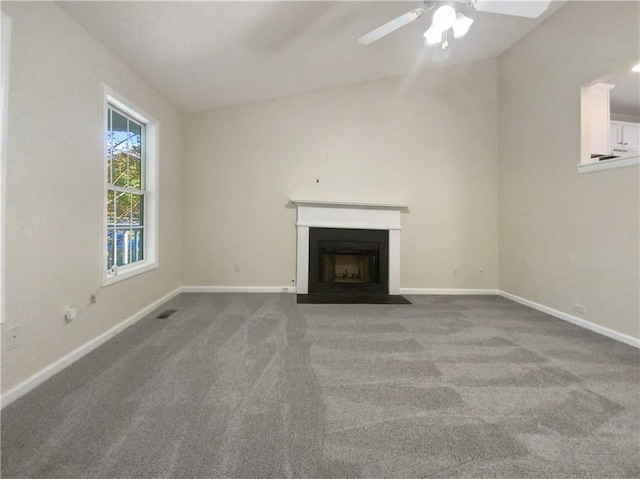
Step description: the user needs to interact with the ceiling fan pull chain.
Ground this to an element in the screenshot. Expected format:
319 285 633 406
442 29 450 51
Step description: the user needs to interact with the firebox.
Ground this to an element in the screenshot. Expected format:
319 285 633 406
308 228 389 294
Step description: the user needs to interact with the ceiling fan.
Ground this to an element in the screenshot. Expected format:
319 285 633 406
358 0 551 53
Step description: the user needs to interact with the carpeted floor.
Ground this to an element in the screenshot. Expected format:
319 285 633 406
2 293 639 478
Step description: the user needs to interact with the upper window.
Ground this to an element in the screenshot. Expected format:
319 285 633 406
104 87 157 284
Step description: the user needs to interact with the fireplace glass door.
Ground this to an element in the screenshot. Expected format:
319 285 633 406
320 241 379 285
309 228 389 294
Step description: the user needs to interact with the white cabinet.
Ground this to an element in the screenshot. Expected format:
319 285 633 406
610 121 640 154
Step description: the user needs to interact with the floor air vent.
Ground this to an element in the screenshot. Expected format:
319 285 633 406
155 309 178 319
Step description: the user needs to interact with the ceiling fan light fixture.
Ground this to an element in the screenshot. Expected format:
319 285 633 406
432 5 456 31
452 13 474 39
359 0 550 52
423 25 442 45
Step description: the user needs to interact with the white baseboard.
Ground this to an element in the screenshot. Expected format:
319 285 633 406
182 286 297 294
400 288 499 295
499 290 640 349
1 287 183 409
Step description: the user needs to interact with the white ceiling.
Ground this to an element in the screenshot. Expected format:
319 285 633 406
57 1 566 113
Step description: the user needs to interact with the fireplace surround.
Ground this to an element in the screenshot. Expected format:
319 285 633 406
292 199 408 296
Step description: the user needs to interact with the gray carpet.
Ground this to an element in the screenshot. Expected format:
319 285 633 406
2 293 639 478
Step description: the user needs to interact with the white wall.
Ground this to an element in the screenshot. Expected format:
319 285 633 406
182 59 499 291
498 1 640 339
1 2 183 393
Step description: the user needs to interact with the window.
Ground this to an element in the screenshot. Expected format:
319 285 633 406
104 87 157 284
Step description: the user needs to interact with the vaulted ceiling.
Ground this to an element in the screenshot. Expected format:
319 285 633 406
58 1 566 113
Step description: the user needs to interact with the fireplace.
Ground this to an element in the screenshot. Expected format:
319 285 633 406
292 199 409 301
308 228 389 294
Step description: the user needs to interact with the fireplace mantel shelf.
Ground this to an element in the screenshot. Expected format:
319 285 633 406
291 199 409 210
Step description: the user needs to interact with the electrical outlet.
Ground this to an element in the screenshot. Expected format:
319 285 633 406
453 267 458 276
233 262 240 273
90 293 97 304
574 303 586 315
5 326 21 351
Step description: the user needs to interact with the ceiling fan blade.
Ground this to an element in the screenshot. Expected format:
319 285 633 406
358 8 425 45
472 0 551 18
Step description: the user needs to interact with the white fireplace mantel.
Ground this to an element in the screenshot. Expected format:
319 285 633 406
292 199 408 295
291 199 409 209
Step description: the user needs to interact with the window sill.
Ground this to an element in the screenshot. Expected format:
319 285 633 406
577 155 640 174
104 261 157 286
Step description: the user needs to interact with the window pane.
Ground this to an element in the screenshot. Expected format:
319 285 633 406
130 156 142 189
111 109 128 152
107 189 115 226
107 229 114 269
132 193 143 226
116 192 131 226
115 229 128 266
115 229 142 266
129 121 142 157
112 152 128 187
131 228 144 262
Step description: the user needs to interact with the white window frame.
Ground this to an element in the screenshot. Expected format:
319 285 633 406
103 85 158 285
